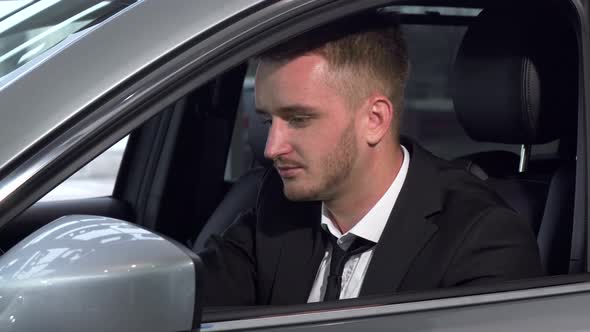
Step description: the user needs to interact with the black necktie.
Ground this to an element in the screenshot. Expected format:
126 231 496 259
323 234 374 301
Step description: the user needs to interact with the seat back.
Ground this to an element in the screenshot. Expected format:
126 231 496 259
452 6 578 274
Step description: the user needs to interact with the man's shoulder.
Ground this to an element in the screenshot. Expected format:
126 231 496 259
436 156 507 208
405 140 519 224
430 156 528 240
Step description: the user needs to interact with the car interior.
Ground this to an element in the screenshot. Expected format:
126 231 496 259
0 0 586 321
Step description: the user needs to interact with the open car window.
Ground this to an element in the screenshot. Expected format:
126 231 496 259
201 1 586 324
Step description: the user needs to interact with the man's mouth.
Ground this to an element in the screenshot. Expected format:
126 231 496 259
275 165 303 179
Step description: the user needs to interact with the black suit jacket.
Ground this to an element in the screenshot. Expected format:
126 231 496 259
199 141 543 306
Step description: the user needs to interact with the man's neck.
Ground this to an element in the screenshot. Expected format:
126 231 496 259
324 145 404 234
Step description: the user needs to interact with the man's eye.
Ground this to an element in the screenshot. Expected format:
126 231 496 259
288 116 309 127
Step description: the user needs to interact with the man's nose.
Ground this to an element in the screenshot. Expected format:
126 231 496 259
264 119 291 160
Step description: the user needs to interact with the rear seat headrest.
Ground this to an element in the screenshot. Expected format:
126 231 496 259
452 6 577 145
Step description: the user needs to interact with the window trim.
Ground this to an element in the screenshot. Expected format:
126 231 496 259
203 276 590 329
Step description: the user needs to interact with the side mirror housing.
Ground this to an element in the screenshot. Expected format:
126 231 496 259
0 215 202 331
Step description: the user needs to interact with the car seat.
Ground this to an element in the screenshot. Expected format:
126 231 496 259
451 6 578 275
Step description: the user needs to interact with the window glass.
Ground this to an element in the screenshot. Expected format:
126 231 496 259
0 0 136 85
40 136 128 201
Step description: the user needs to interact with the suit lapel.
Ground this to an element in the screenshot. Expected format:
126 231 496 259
360 141 442 296
269 207 324 305
257 169 325 305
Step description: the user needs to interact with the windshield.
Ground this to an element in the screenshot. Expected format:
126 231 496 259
0 0 136 81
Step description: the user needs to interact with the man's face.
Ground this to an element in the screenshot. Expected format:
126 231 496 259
255 54 362 201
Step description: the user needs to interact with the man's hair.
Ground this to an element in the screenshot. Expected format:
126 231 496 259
258 10 409 120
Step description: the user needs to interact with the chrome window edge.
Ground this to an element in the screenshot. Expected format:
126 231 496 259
203 282 590 331
0 0 395 226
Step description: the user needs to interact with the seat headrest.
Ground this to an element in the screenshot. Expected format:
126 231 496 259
452 6 577 144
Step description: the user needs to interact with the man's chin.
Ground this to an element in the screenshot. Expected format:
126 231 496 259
282 183 319 201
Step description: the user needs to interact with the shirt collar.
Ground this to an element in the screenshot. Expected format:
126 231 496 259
321 145 410 248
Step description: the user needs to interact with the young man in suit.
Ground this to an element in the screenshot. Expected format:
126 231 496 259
199 10 543 306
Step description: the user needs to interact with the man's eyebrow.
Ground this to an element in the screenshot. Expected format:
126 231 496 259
256 105 316 116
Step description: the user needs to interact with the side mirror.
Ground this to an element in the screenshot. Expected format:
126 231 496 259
0 215 202 331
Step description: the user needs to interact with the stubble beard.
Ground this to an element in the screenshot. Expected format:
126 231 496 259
283 119 357 201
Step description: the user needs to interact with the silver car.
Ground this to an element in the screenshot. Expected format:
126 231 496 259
0 0 588 331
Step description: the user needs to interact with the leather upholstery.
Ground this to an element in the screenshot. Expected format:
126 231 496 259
455 151 520 178
452 8 577 144
452 6 578 275
537 162 576 275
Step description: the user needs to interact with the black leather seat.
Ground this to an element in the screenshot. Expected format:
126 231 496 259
452 6 578 275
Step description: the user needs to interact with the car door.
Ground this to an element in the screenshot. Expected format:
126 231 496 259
0 0 588 331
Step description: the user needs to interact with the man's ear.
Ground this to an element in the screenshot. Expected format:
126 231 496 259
365 95 395 146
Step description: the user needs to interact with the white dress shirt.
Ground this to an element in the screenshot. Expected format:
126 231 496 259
307 145 410 302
